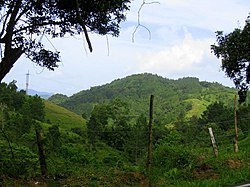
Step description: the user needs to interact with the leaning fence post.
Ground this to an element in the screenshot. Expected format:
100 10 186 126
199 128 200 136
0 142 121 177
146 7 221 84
208 127 218 157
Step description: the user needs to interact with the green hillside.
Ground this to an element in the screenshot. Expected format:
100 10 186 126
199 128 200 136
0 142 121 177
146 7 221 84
184 98 209 118
49 73 236 124
44 100 86 130
1 76 250 187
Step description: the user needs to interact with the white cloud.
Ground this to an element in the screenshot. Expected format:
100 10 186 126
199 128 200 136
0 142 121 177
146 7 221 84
3 0 247 95
136 32 214 75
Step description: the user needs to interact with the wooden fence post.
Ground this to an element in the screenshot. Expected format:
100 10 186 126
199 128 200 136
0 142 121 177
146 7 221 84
146 95 154 187
234 94 239 153
208 127 218 157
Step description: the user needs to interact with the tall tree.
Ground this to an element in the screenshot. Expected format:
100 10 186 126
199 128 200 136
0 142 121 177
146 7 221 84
211 16 250 102
87 99 132 151
87 103 109 149
0 0 131 81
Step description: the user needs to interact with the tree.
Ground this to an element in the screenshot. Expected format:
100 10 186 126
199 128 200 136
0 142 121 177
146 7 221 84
0 0 131 81
0 81 25 109
211 15 250 102
28 95 45 121
199 102 234 131
87 103 109 150
87 99 132 151
105 99 131 151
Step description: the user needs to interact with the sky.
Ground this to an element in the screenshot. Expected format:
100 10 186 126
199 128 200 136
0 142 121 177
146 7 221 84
3 0 250 96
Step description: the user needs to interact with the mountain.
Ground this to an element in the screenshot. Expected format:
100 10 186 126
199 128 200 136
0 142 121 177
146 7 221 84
28 89 53 99
48 73 236 124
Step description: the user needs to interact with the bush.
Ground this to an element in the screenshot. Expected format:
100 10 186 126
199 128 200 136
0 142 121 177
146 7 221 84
0 143 39 177
153 130 195 170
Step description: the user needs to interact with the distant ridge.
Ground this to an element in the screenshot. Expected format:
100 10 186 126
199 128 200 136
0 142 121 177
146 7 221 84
28 89 53 99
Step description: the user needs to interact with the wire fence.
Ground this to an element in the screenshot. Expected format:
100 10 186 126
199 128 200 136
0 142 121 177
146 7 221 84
0 119 249 187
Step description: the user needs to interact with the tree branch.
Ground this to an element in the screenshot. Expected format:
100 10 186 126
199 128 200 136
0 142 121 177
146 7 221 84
75 0 93 52
0 8 12 42
12 20 64 35
0 47 23 82
5 0 22 51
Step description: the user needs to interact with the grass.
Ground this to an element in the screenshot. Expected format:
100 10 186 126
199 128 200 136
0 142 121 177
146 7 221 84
150 131 250 187
2 100 250 187
44 99 250 187
44 100 87 130
184 98 208 118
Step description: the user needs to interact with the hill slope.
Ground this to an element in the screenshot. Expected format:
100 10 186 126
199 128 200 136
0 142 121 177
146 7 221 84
49 73 236 124
44 100 86 130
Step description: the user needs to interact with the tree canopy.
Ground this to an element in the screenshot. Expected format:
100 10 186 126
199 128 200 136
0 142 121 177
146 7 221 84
0 0 131 81
211 15 250 102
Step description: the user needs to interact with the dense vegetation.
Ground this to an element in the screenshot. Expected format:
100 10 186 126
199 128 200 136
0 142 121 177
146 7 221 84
50 73 236 123
1 74 250 186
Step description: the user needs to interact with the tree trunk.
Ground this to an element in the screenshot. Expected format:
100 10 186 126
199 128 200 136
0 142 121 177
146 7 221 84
0 48 23 82
0 0 23 82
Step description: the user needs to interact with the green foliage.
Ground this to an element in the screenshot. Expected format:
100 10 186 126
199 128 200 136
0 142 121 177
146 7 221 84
175 77 202 94
211 16 250 102
199 102 234 131
124 113 148 163
71 127 85 137
45 125 61 154
48 93 68 105
153 130 193 169
0 0 131 81
19 95 45 122
1 79 250 187
56 73 236 126
6 113 33 141
87 99 132 151
0 142 39 177
238 105 250 132
87 103 109 148
0 81 25 110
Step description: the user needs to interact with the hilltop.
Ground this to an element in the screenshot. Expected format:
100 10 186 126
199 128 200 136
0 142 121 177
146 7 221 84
49 73 236 124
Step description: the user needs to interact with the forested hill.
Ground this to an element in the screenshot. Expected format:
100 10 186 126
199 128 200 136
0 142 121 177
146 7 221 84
48 73 236 124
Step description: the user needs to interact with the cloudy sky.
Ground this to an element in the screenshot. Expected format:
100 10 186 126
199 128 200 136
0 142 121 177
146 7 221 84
3 0 250 96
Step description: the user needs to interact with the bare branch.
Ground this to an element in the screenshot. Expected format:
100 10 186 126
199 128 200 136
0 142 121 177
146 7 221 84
132 0 160 43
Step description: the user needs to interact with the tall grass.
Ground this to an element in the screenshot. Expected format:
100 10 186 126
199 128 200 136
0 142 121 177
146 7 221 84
44 100 86 130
